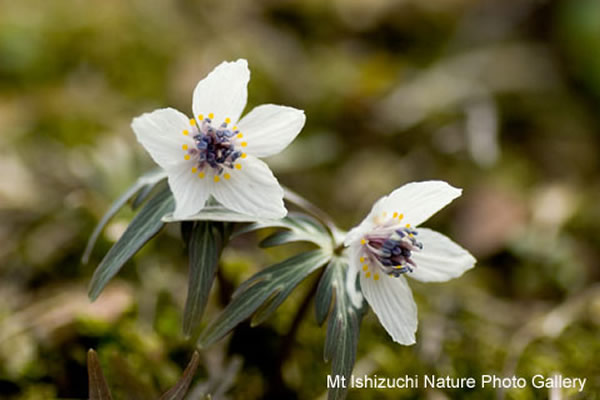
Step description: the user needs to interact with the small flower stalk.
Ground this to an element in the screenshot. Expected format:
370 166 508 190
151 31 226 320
344 181 476 345
131 59 306 220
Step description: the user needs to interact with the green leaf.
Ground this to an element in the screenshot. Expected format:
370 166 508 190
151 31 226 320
131 182 158 210
238 212 333 250
198 249 331 348
87 349 113 400
183 222 226 337
159 351 201 400
315 257 364 400
82 169 167 263
315 265 335 327
88 185 175 301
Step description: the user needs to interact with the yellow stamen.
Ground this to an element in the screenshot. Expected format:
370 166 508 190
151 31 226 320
182 130 189 136
374 274 380 281
241 141 247 147
208 112 214 119
360 239 366 245
198 172 205 179
365 271 371 278
359 257 365 263
393 212 398 218
225 117 231 124
182 144 188 150
184 154 191 160
191 167 198 173
235 163 242 170
198 114 204 121
214 175 220 182
233 126 238 130
399 213 404 220
224 173 231 180
241 153 247 159
362 265 368 271
237 133 243 139
190 118 196 125
405 223 411 228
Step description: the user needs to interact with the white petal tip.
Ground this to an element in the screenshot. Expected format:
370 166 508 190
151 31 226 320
385 324 417 346
393 337 416 346
408 228 477 282
440 182 463 200
171 194 207 220
172 210 194 220
387 324 417 345
215 58 249 74
258 206 287 220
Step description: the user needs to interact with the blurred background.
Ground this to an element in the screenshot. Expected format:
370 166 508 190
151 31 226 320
1 0 600 398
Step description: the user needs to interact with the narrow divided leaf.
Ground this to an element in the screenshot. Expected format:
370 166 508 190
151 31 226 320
87 349 113 400
183 222 226 336
159 351 201 400
131 182 158 210
315 262 335 327
88 185 174 301
198 250 331 348
315 257 364 400
83 169 167 263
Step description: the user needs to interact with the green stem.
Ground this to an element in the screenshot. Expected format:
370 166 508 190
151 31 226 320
278 267 325 364
282 186 344 243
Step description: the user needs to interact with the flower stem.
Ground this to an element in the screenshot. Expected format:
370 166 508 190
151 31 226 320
269 266 326 396
279 267 325 363
283 186 343 242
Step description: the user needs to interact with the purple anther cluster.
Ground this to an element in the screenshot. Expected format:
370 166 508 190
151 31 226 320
368 227 423 277
189 118 242 174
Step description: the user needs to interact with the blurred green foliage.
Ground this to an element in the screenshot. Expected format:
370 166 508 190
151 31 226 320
1 0 600 399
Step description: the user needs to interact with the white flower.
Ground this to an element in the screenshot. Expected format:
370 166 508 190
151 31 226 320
344 181 476 345
131 59 306 220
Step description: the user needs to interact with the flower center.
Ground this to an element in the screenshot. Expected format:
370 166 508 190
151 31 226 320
361 225 423 279
182 113 248 179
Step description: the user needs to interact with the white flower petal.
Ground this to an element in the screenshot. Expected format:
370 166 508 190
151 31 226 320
131 108 194 169
343 195 387 246
168 163 211 219
192 59 249 126
408 228 476 282
374 181 462 227
211 156 286 219
345 244 365 308
236 104 306 157
361 273 417 345
344 226 364 247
